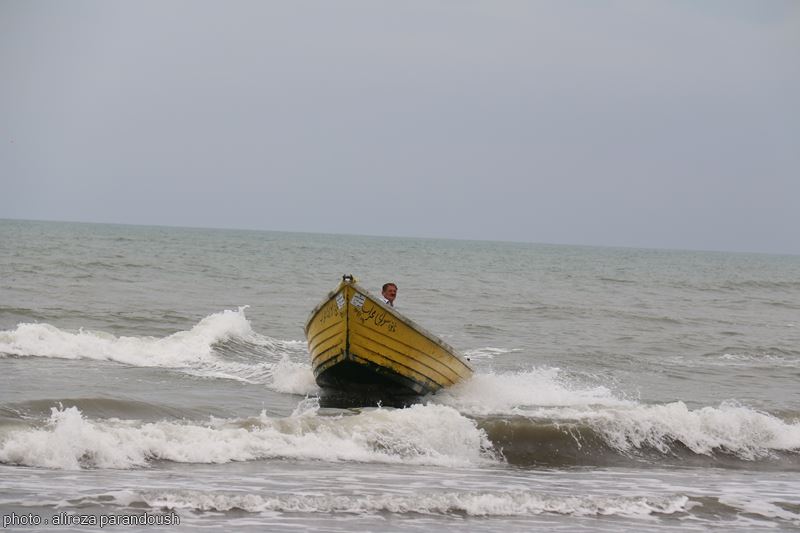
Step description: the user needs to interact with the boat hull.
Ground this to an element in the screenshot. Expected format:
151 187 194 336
305 278 472 400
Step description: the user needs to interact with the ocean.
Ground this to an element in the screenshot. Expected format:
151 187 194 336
1 219 799 531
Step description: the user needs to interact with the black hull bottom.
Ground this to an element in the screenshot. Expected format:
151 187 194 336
316 389 421 409
315 359 431 408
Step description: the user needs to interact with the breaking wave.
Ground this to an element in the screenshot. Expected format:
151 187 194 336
0 403 496 470
3 316 799 469
0 308 312 391
431 369 800 466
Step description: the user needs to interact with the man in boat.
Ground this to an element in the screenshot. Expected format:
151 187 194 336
380 282 397 307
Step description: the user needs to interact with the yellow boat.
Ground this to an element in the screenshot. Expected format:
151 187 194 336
305 275 473 400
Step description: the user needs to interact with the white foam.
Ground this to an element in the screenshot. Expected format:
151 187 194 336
431 368 632 415
463 347 522 360
718 495 800 524
123 489 689 518
720 353 800 368
0 404 495 470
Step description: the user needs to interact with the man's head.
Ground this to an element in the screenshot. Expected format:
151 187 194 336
381 283 397 305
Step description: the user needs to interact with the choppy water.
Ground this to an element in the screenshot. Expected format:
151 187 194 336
1 219 799 531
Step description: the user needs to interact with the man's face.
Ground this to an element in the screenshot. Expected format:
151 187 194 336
383 284 397 303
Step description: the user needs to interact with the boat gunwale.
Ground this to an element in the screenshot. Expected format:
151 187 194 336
304 280 348 336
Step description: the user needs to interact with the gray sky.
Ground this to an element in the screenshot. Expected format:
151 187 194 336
2 1 799 254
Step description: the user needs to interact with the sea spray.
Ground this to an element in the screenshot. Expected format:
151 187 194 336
431 367 633 415
271 355 318 395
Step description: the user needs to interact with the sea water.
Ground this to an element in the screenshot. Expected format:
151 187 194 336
1 219 799 531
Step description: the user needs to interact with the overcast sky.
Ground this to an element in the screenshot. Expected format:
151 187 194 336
2 1 798 254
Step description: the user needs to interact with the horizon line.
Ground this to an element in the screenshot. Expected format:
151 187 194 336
1 216 797 258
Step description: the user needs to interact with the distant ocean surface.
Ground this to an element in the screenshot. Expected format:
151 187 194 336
1 219 799 531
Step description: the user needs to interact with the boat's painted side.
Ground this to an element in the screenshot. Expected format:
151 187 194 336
305 282 348 376
305 277 472 396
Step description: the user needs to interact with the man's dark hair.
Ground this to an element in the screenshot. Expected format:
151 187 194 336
382 283 397 292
